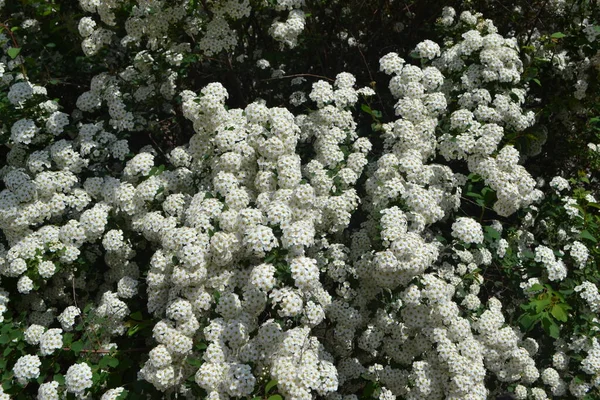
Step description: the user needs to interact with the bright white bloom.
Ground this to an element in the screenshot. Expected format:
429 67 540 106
13 355 41 384
452 217 484 244
39 328 63 356
65 363 93 395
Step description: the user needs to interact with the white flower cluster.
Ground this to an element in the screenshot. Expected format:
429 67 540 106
452 217 484 244
1 3 598 399
133 75 371 396
535 245 567 282
13 355 41 385
65 362 93 396
270 10 306 48
575 281 600 313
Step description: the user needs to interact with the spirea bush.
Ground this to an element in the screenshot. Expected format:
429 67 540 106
0 0 599 399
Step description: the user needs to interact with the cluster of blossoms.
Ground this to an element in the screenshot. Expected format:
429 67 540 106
0 1 598 399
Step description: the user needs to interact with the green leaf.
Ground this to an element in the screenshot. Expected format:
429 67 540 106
265 379 278 395
362 381 379 398
0 334 9 344
7 47 21 59
518 313 538 331
534 298 552 313
71 341 84 354
130 311 143 321
551 32 566 39
466 191 483 199
541 316 560 338
127 324 141 336
116 389 129 399
100 356 119 369
548 322 560 338
467 173 482 182
484 226 501 240
579 230 597 243
63 333 74 346
268 396 283 400
54 374 65 385
195 341 207 351
187 357 203 367
551 304 568 322
532 78 541 86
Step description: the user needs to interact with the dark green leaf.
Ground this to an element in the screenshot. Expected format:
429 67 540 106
362 381 379 398
466 192 483 199
541 316 560 338
518 313 538 331
130 311 143 321
188 357 203 367
579 230 597 243
195 341 207 351
71 341 84 354
100 356 119 369
0 334 9 344
63 333 74 346
484 226 501 240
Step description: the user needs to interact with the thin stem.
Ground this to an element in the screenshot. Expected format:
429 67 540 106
261 73 334 82
62 347 150 354
524 0 551 47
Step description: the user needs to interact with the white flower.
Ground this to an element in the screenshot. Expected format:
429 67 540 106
13 355 41 384
414 40 441 60
39 328 63 356
451 217 484 244
65 363 93 395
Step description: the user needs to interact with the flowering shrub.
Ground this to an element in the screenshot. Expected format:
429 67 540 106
0 0 599 399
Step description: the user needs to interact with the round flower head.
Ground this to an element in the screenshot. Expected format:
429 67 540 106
13 355 41 384
451 217 484 244
65 362 93 395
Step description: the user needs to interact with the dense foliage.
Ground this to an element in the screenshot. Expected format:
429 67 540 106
0 0 599 399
